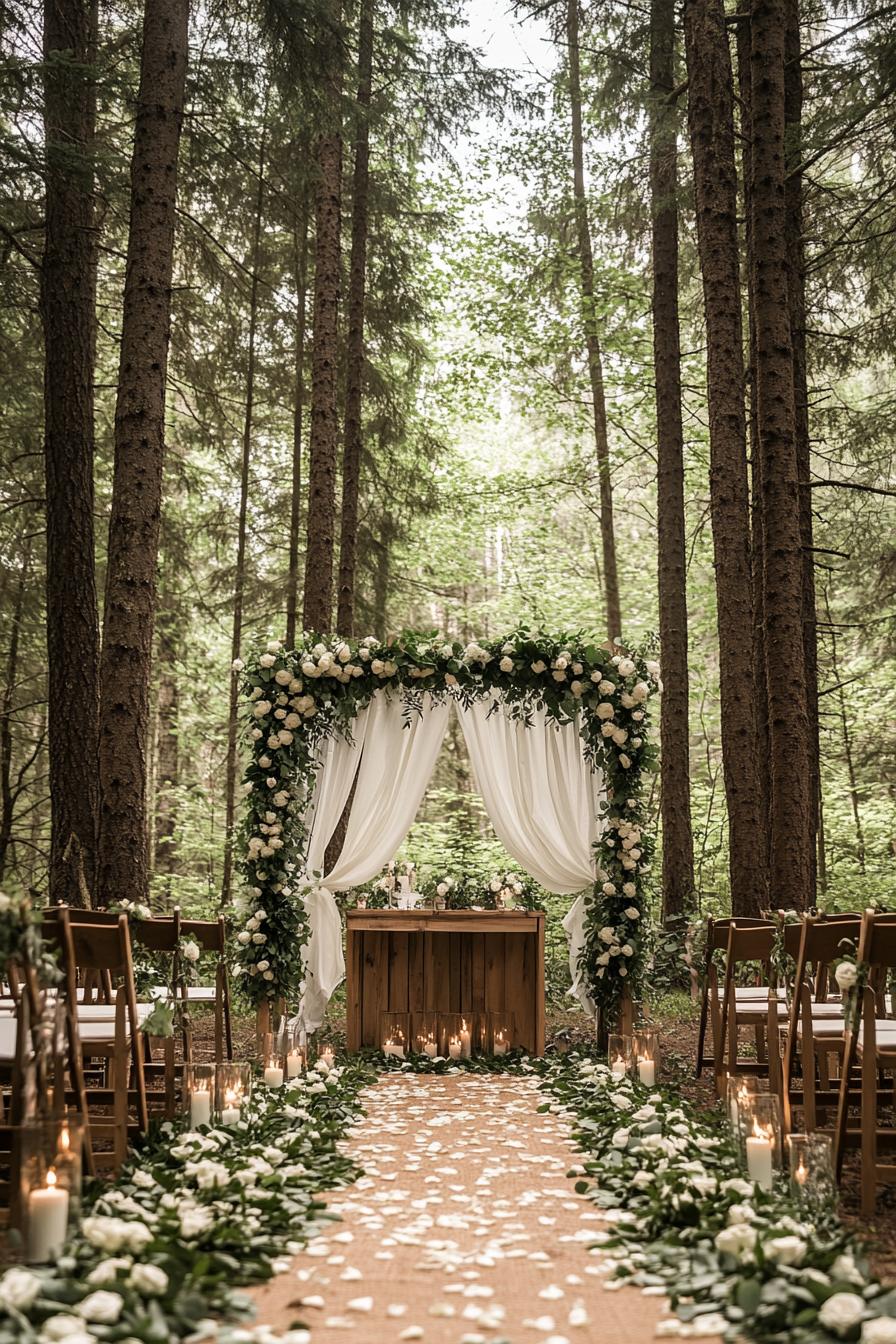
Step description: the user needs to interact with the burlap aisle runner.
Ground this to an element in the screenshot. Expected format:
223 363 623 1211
250 1072 674 1343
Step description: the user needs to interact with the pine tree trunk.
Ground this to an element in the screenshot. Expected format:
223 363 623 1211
784 0 819 891
42 0 100 907
650 0 695 921
303 23 343 635
221 105 268 908
154 626 178 881
684 0 765 917
0 543 30 883
750 0 813 909
336 0 374 637
735 0 772 897
373 537 390 640
824 590 865 873
285 207 310 650
96 0 188 909
567 0 622 642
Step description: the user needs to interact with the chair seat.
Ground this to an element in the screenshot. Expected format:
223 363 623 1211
857 1022 896 1054
796 1016 845 1038
150 984 217 1002
723 986 785 1002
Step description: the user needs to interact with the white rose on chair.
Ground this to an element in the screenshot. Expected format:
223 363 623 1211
182 940 201 963
834 961 858 991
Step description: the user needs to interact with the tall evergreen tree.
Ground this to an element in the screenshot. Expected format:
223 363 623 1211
750 0 813 909
97 0 189 908
649 0 694 921
41 0 100 906
684 0 765 915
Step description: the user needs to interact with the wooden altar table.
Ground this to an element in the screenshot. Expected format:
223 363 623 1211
345 908 545 1055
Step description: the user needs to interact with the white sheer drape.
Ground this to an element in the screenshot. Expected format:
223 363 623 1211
457 694 602 1013
298 691 449 1031
298 707 370 1033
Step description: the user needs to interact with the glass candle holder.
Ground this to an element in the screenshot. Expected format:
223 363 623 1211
380 1012 411 1059
183 1062 216 1126
261 1033 284 1088
285 1023 306 1079
740 1092 782 1192
608 1033 632 1079
19 1116 84 1264
726 1075 763 1138
440 1013 478 1059
488 1011 514 1058
215 1061 252 1125
316 1039 337 1072
633 1029 660 1086
412 1012 440 1059
787 1132 836 1209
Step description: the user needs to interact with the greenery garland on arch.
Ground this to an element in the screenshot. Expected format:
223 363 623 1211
232 628 660 1022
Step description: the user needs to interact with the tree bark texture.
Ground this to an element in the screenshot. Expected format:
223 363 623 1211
302 32 343 636
0 544 31 882
285 208 310 650
650 0 695 921
750 0 814 908
336 0 374 637
96 0 188 908
42 0 100 907
566 0 622 642
153 626 178 880
735 0 772 897
684 0 766 916
784 0 819 891
221 105 268 907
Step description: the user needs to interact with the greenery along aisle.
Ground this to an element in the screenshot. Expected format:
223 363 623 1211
0 1060 373 1344
539 1054 896 1343
233 628 660 1021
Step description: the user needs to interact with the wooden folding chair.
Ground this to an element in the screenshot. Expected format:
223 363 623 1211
52 911 149 1174
772 914 859 1133
714 921 782 1097
178 916 233 1063
696 916 774 1078
834 911 896 1214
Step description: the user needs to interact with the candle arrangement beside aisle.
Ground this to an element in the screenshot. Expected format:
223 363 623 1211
787 1132 836 1209
608 1033 632 1079
726 1075 762 1136
184 1062 215 1125
261 1033 284 1087
380 1012 411 1059
633 1028 659 1086
412 1012 440 1059
317 1041 336 1071
215 1062 252 1125
740 1092 782 1192
488 1011 515 1058
19 1116 84 1265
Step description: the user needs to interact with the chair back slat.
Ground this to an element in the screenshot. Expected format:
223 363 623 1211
708 916 772 952
726 923 776 964
179 916 226 954
858 912 896 970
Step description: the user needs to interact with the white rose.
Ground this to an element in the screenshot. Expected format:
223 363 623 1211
437 882 449 897
77 1290 123 1324
612 728 628 746
371 659 384 675
818 1293 867 1336
237 931 251 945
531 660 546 674
624 906 640 920
182 939 200 962
862 1321 896 1344
764 1235 806 1266
714 1223 757 1261
599 926 616 944
499 656 514 672
82 1215 152 1254
621 943 634 956
41 1314 93 1339
570 679 583 697
1 1266 41 1309
129 1263 168 1296
831 1253 865 1286
835 961 858 991
611 1129 630 1149
259 653 276 668
266 640 282 653
274 669 291 686
622 882 637 897
250 729 262 742
179 1205 214 1240
231 658 244 672
252 932 266 944
256 959 270 972
278 730 294 746
186 1159 230 1190
284 713 301 729
602 882 616 896
632 681 649 702
618 658 636 677
597 702 615 720
253 700 272 718
273 790 290 808
619 753 632 769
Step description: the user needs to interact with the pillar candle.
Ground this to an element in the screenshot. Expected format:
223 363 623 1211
637 1057 656 1086
190 1087 211 1127
28 1171 69 1263
746 1132 774 1191
264 1065 284 1088
448 1036 462 1060
286 1052 303 1078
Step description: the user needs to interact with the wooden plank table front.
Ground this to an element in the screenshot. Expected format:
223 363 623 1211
345 908 545 1056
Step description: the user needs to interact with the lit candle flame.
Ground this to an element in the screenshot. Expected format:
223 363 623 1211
46 1167 57 1190
795 1158 808 1185
59 1124 70 1153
